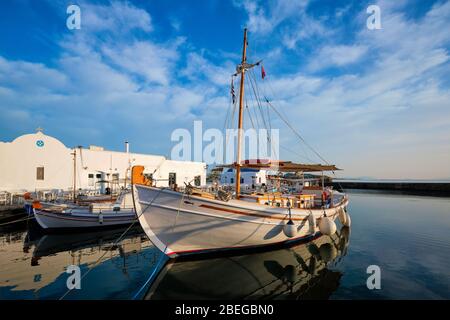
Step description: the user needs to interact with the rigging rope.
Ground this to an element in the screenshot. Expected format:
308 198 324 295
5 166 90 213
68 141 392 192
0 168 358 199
262 74 315 162
265 98 331 165
244 91 256 130
225 75 239 158
263 93 346 192
247 70 279 161
256 72 347 192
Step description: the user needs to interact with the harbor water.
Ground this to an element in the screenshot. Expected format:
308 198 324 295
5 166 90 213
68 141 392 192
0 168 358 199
0 190 449 299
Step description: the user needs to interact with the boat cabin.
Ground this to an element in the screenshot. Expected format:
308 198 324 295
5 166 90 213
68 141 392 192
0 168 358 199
220 168 267 189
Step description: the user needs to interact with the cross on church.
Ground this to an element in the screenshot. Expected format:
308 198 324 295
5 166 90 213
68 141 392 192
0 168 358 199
36 126 44 133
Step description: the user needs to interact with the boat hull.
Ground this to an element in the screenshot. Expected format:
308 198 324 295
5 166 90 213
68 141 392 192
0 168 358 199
33 208 136 231
133 185 348 258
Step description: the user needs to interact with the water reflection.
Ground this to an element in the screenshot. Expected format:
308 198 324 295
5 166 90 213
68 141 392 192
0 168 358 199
0 221 160 299
2 191 449 299
0 219 349 299
146 226 350 300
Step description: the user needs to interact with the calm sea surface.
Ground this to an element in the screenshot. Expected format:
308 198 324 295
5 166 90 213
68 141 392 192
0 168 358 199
0 190 449 299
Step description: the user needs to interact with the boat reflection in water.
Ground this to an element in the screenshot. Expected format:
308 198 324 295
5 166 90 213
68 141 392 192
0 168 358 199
1 222 159 299
145 225 350 300
25 225 145 264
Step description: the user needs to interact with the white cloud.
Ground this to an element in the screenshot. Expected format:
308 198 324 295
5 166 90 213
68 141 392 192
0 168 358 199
247 1 450 178
169 87 204 115
170 17 181 32
234 0 331 50
181 52 233 86
0 56 68 93
234 0 310 34
82 1 152 33
0 1 203 152
308 45 368 70
281 12 331 49
102 40 180 86
2 0 450 179
59 55 137 93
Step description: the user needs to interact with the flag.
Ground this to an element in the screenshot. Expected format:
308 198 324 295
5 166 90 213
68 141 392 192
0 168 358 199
261 65 266 79
231 77 236 104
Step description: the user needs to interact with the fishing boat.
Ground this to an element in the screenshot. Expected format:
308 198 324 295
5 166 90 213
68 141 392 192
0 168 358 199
32 191 136 231
132 29 351 258
28 147 137 231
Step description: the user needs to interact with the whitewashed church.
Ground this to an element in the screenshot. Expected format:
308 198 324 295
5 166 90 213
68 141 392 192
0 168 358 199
0 129 206 193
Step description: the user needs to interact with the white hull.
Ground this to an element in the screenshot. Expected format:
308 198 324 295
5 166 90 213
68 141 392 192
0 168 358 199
133 184 349 258
33 208 136 230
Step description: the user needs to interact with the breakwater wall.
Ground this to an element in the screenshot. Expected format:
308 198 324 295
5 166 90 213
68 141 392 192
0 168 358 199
330 181 450 196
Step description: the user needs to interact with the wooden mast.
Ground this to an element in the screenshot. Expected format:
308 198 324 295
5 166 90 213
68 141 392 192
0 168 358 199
235 28 248 199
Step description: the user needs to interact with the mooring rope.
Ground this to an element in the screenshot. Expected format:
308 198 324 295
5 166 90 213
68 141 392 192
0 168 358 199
0 215 35 226
131 250 167 300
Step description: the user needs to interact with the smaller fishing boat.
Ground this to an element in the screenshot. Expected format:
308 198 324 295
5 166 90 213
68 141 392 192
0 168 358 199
32 191 136 231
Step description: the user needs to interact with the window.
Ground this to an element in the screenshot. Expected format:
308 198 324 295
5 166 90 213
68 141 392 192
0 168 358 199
36 167 44 180
241 178 244 183
230 178 234 184
259 177 261 183
88 174 94 186
168 172 176 186
194 175 201 186
96 174 102 179
112 173 119 182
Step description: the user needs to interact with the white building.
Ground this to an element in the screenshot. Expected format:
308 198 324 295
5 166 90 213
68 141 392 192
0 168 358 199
220 168 267 187
0 130 206 193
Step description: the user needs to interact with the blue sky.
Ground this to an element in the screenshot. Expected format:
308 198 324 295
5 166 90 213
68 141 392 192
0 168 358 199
0 0 449 179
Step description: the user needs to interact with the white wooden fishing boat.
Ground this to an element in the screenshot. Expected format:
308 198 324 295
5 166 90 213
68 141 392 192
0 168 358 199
32 191 136 231
132 29 351 258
